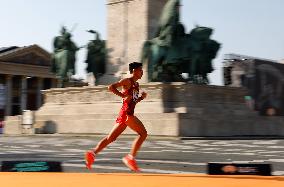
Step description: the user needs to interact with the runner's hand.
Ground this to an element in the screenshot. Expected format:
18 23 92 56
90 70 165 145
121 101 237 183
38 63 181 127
141 92 147 100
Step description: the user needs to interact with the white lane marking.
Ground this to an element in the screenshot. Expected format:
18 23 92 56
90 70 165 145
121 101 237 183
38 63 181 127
211 141 232 145
267 146 284 149
65 158 206 166
253 141 279 145
194 144 226 147
199 148 221 151
222 149 243 151
53 144 66 147
4 151 30 154
263 155 279 157
63 163 198 174
245 160 266 163
258 151 284 154
268 159 284 162
98 151 137 154
155 142 196 149
6 146 23 149
202 152 218 154
138 159 205 166
25 145 41 148
231 161 262 164
28 149 57 153
148 147 167 149
57 153 80 156
245 150 267 153
241 153 256 156
45 155 81 158
161 150 178 152
63 149 86 153
1 148 57 153
181 151 196 153
218 152 245 155
140 150 162 153
273 171 284 175
229 144 261 148
75 139 99 146
99 151 161 154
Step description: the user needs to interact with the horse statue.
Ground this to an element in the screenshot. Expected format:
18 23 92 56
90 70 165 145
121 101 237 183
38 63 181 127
51 26 80 87
184 26 220 84
140 0 220 83
85 30 106 85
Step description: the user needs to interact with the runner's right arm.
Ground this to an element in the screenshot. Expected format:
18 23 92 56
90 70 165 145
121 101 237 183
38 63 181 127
108 78 130 98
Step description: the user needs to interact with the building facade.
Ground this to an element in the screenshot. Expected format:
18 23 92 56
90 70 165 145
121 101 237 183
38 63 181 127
223 53 284 116
0 45 56 118
223 53 279 87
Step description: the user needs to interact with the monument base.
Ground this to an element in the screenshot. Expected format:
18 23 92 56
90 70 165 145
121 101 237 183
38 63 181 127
4 83 284 137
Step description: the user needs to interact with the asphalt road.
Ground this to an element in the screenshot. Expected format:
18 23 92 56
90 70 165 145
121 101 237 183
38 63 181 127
0 135 284 175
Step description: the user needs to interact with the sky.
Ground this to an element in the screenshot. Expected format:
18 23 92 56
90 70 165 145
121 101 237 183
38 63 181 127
0 0 284 85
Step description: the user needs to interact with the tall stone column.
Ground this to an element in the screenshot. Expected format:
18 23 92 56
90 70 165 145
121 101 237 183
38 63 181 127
99 0 167 85
36 77 44 108
5 75 13 116
20 76 28 112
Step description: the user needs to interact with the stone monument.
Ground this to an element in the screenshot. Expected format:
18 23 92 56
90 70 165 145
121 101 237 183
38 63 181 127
85 30 106 86
4 0 284 137
140 0 220 83
51 26 80 87
104 0 220 84
99 0 168 84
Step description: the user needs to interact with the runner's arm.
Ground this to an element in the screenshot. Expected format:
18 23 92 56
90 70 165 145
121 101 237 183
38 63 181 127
108 79 130 98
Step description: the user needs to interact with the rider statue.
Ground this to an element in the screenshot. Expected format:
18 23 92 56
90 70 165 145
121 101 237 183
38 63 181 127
152 0 180 47
143 0 184 81
141 0 220 84
51 26 79 87
85 30 106 86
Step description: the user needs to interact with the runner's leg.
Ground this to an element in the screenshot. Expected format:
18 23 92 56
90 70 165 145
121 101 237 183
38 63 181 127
85 123 127 170
125 115 148 157
93 123 127 154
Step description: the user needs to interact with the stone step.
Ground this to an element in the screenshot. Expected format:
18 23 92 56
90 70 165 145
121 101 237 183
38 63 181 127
35 113 179 120
6 111 284 136
6 84 284 137
37 101 251 115
32 112 284 136
34 113 180 136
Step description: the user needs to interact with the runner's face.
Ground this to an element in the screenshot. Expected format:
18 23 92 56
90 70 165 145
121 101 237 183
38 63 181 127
133 67 143 79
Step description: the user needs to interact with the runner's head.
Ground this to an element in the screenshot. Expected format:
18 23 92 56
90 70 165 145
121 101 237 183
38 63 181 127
129 62 143 79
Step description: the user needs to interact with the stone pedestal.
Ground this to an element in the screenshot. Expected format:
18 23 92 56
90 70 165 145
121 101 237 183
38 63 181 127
4 83 282 137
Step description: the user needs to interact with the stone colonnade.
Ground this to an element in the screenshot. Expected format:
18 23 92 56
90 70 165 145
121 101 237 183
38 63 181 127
0 74 56 116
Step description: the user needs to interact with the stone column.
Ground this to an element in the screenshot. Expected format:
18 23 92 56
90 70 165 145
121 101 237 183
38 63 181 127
5 75 13 116
20 76 28 112
102 0 167 85
36 77 44 108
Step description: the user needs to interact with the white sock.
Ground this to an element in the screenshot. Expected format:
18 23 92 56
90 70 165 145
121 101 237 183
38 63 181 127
91 150 96 155
128 154 134 159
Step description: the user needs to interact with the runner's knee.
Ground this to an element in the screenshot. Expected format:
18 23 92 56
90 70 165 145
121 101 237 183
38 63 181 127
139 130 148 139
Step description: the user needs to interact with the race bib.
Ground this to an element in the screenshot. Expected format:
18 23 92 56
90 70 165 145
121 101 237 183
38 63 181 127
133 89 139 102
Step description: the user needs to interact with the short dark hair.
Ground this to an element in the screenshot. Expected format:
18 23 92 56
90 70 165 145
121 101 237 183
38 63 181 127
129 62 142 73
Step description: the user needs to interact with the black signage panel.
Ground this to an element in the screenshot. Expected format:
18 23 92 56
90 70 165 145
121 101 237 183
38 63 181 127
208 163 272 176
1 161 62 172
